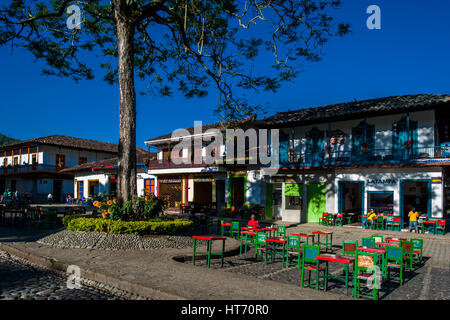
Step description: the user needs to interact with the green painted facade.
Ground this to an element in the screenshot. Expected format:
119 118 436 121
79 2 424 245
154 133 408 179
307 182 326 222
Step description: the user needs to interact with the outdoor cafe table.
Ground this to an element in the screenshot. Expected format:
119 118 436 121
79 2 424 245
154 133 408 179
316 254 354 296
376 242 400 247
262 227 277 238
290 233 315 245
192 236 226 268
264 238 286 265
420 221 437 234
357 247 386 274
385 237 407 243
240 231 258 254
312 231 333 252
220 222 232 236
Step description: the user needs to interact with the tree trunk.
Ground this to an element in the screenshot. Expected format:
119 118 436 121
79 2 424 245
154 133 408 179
115 2 137 203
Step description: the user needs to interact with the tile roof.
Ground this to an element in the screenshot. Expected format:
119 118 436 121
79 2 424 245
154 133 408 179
60 148 155 173
261 94 450 127
145 115 257 145
0 135 119 153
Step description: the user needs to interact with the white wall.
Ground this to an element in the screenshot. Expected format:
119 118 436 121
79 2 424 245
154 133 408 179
280 110 436 155
335 167 443 218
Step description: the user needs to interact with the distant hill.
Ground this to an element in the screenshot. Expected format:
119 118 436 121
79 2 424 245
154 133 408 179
0 134 19 146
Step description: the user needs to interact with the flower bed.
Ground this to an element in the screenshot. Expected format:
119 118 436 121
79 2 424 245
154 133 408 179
65 216 194 235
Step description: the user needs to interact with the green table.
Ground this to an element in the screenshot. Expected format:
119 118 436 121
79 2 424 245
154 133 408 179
316 254 354 296
192 236 226 268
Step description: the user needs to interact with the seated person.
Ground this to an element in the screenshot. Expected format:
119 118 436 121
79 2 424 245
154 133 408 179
247 214 260 230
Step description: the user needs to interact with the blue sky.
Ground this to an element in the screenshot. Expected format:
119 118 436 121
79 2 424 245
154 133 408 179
0 0 449 149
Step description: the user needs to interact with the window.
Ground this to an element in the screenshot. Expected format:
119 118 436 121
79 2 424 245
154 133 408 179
56 154 66 169
78 157 87 165
31 154 37 165
88 180 100 197
285 196 302 210
13 157 19 166
368 192 394 215
284 183 303 210
3 158 8 167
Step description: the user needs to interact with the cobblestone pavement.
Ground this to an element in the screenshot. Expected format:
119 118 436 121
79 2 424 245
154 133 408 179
188 225 450 300
0 251 121 300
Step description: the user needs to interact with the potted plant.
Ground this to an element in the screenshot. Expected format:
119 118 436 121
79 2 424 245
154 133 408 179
405 140 412 150
361 142 368 153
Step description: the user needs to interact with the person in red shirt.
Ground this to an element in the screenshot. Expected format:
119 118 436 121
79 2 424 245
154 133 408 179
247 214 260 230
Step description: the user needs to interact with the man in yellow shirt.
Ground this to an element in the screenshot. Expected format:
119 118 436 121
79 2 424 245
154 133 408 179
366 209 377 229
408 207 420 233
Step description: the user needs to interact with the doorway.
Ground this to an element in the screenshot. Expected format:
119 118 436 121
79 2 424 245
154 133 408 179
401 180 431 226
53 180 62 203
230 177 245 210
272 183 282 219
338 181 364 215
194 182 213 204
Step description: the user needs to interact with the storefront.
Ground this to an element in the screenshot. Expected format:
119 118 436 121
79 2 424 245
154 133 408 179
335 167 444 228
158 176 182 209
264 172 333 223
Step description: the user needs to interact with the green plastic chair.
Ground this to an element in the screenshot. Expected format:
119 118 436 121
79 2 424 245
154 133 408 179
276 225 286 239
231 221 240 239
436 220 446 235
335 214 344 226
342 240 358 257
384 245 405 285
373 216 384 230
371 235 384 245
319 212 328 226
220 220 232 237
400 240 414 271
361 237 375 248
300 244 326 290
411 238 423 264
255 232 269 263
354 251 380 300
285 236 302 268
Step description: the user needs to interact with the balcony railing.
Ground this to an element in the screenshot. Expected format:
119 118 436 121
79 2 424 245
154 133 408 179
281 146 450 167
148 157 219 170
0 164 60 174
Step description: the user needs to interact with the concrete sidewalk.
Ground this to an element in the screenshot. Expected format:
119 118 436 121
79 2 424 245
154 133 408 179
0 234 350 300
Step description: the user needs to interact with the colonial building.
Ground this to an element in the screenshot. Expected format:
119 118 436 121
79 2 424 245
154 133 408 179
259 94 450 227
0 135 118 202
144 117 263 213
61 148 156 198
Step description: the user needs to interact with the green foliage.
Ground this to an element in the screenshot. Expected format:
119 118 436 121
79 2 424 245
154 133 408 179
62 214 84 228
0 0 350 120
0 133 18 146
66 217 194 235
132 195 165 221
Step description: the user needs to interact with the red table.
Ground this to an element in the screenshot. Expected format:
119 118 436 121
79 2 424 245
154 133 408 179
220 223 232 236
264 238 287 265
420 221 437 234
385 237 406 243
192 236 226 268
376 242 400 247
262 227 277 238
312 231 333 252
240 231 258 254
357 247 386 254
290 233 315 245
316 254 354 296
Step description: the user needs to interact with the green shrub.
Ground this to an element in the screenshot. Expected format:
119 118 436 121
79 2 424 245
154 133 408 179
62 214 84 228
66 217 194 235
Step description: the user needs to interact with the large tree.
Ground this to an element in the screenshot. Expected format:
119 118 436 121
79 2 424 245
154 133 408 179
0 0 349 203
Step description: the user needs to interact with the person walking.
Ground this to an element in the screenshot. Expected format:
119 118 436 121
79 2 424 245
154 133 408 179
366 209 377 229
408 207 420 233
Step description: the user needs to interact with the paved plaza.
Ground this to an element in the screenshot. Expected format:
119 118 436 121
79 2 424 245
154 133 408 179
0 223 448 300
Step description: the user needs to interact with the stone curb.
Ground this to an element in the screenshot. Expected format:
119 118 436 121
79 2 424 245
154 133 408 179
0 242 184 300
0 236 243 300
